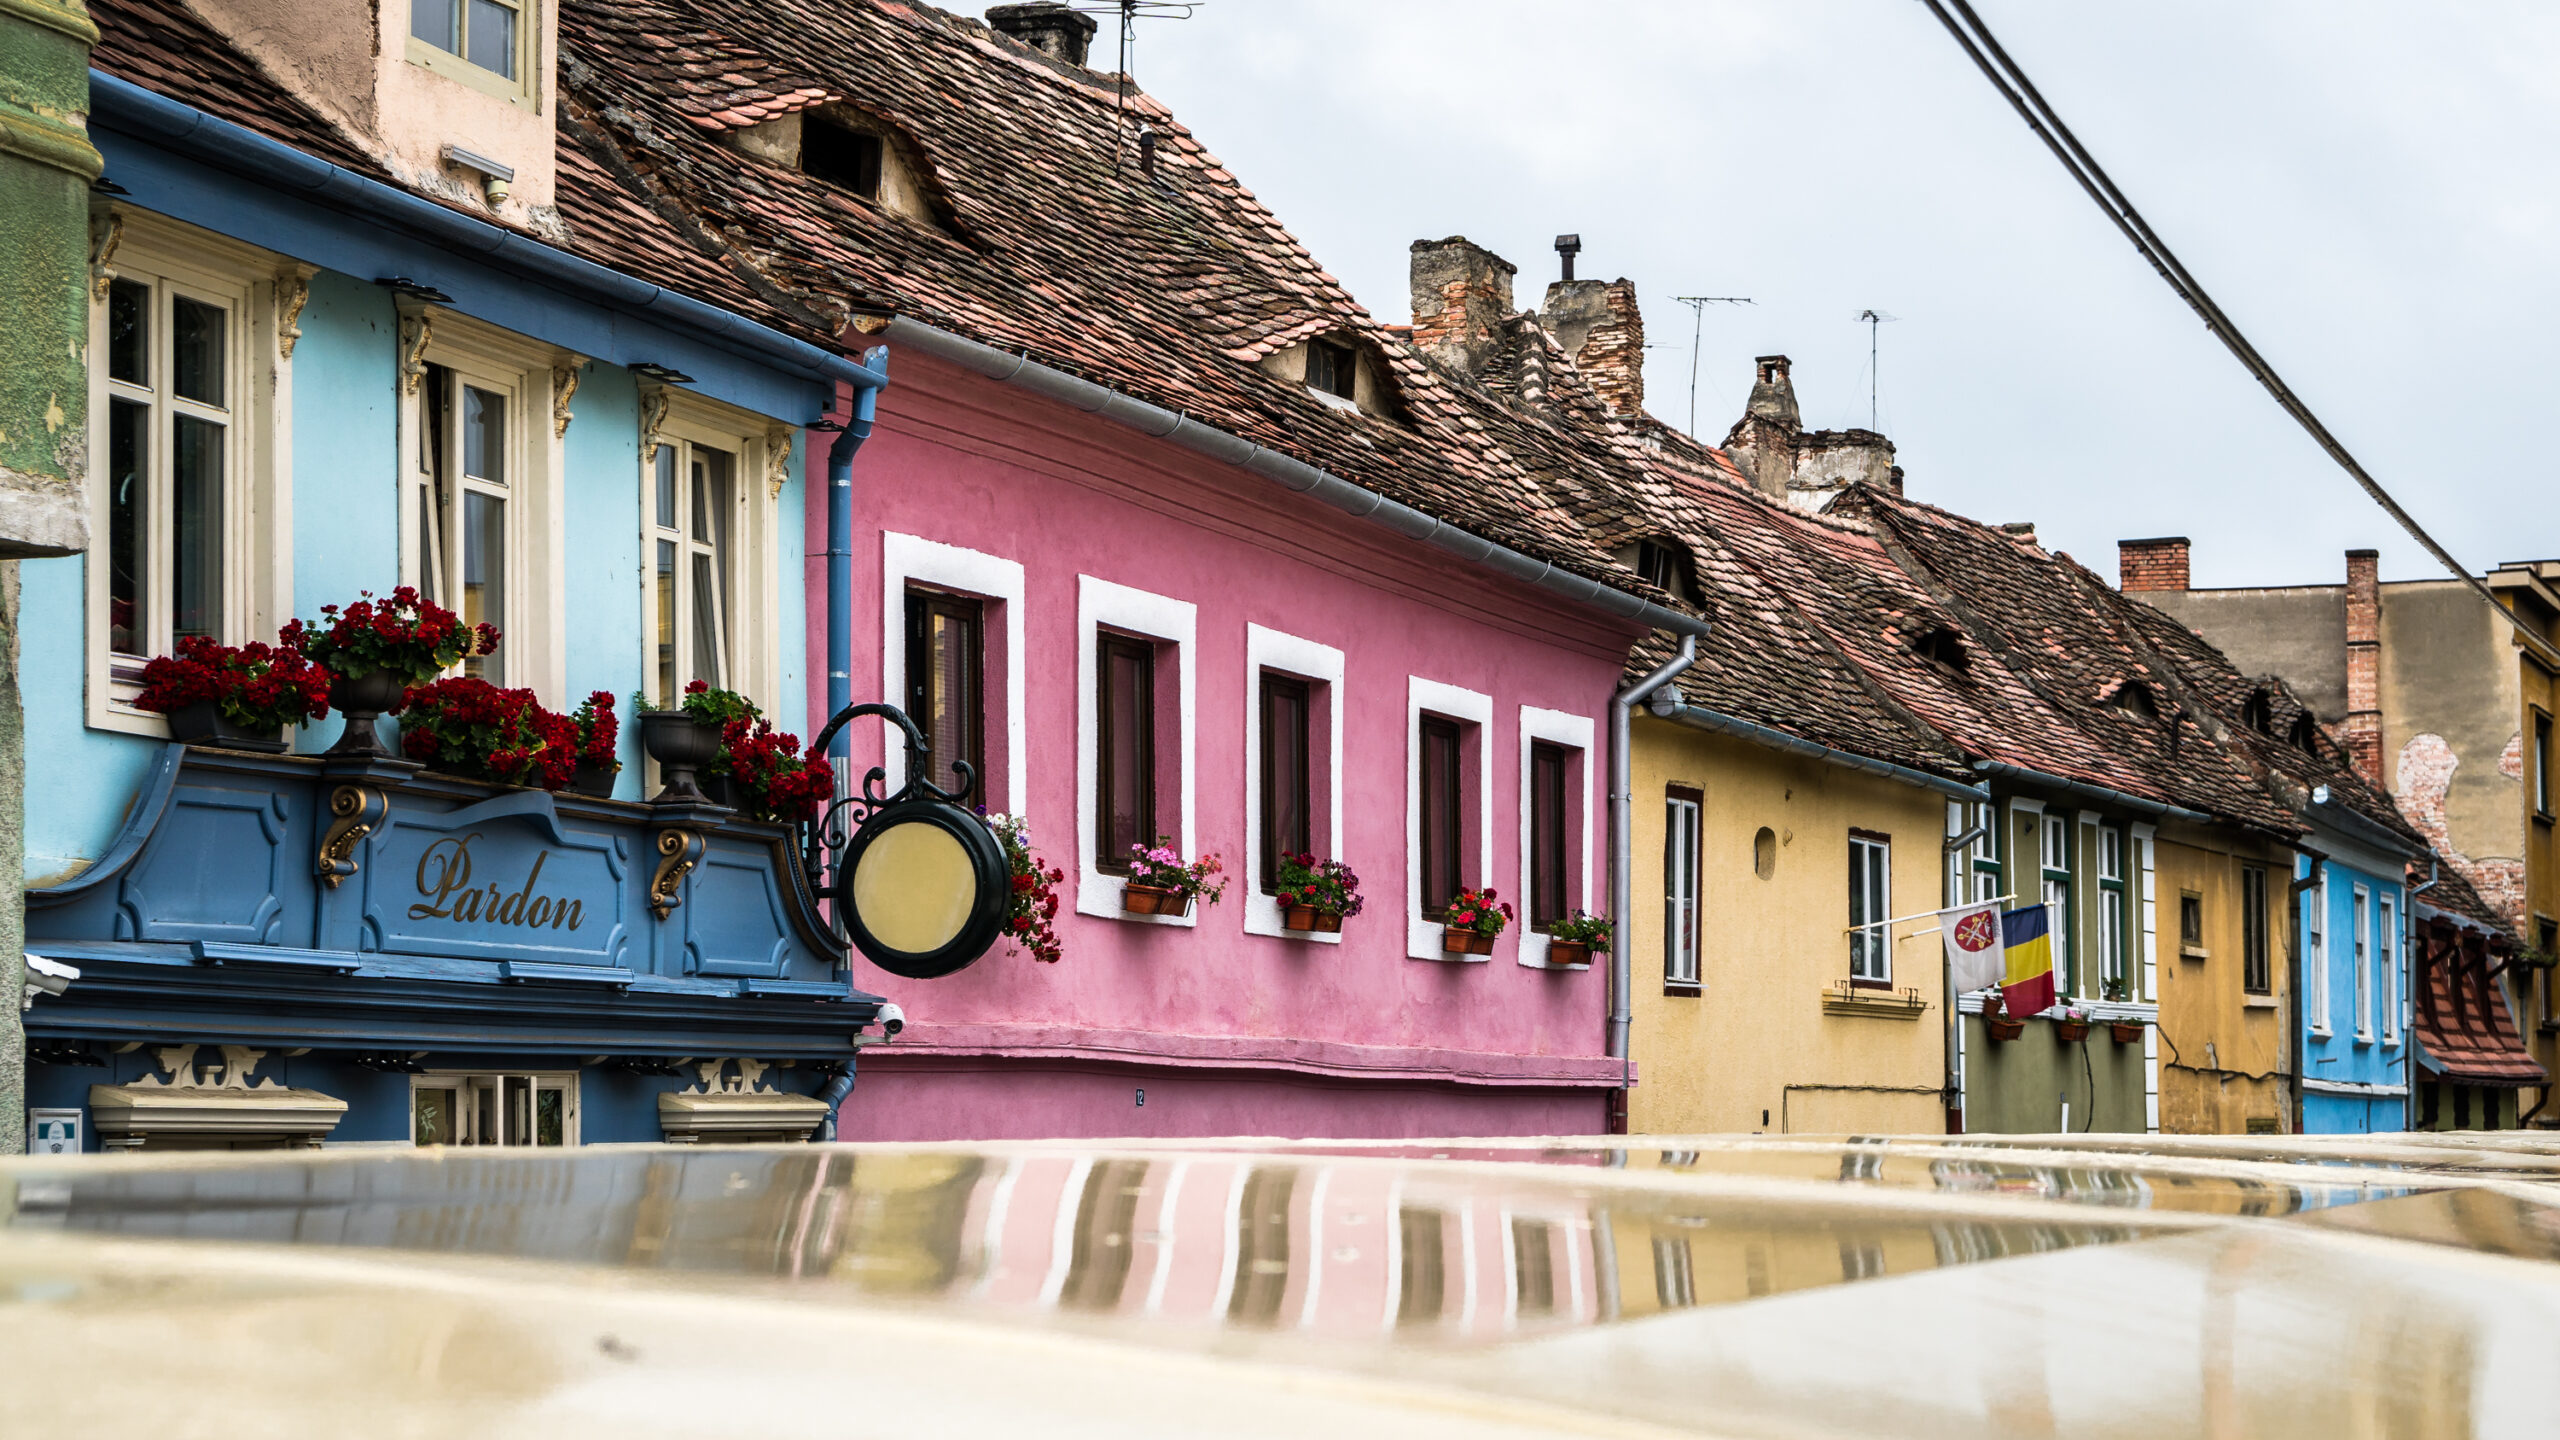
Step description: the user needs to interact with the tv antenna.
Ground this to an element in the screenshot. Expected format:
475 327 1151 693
1073 1 1202 170
1856 308 1897 431
1675 296 1753 439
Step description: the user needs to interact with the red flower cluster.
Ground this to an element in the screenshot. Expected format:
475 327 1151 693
290 586 497 684
986 812 1066 963
1443 884 1514 936
569 690 620 767
132 634 333 731
713 716 832 823
399 677 578 790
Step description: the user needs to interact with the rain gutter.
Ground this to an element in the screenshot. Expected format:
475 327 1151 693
1648 695 1990 802
1968 760 2211 824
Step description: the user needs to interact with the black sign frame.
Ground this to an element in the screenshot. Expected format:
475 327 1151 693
801 703 1011 979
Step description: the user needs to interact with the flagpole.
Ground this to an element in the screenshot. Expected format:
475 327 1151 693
1847 894 2018 934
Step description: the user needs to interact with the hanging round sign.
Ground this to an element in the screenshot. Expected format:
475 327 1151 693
836 795 1009 979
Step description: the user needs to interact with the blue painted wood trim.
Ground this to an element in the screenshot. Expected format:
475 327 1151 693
27 742 185 910
191 941 363 973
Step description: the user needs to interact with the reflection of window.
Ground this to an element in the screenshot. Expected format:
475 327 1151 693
1651 1234 1695 1309
1397 1207 1446 1325
1419 714 1464 915
1096 632 1156 872
412 0 521 80
414 361 518 683
1511 1219 1556 1316
2241 868 2270 993
1227 1168 1294 1325
1062 1159 1147 1311
649 437 735 704
905 590 983 792
1665 787 1702 987
1849 831 1891 983
101 273 232 669
1530 741 1570 929
411 1071 574 1146
1259 672 1310 890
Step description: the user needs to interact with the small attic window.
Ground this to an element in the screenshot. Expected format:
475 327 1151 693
1306 339 1357 400
2241 690 2274 735
1912 627 1968 671
803 113 884 199
2110 680 2160 719
2289 712 2324 755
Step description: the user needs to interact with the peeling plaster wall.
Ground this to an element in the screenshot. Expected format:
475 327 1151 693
2380 581 2524 927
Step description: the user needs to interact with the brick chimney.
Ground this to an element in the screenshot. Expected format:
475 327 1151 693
986 3 1098 66
1539 277 1644 418
2117 537 2191 592
2342 548 2384 784
1409 237 1516 380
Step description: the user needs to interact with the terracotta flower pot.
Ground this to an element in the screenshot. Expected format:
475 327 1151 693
1986 1017 2025 1042
163 701 287 753
2110 1022 2146 1044
2054 1020 2092 1043
568 758 620 799
325 668 407 757
1123 884 1191 917
639 711 724 802
1548 940 1592 967
1282 903 1322 931
1442 928 1496 956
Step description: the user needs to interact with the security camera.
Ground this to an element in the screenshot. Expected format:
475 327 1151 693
877 1002 905 1039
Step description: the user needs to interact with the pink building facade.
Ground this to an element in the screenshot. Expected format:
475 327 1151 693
809 349 1645 1140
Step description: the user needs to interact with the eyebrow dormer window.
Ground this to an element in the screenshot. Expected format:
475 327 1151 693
2242 690 2274 734
412 0 521 81
1306 339 1357 401
2110 680 2159 719
803 113 884 199
1912 627 1968 671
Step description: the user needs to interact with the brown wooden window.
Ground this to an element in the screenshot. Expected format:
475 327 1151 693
803 113 884 199
905 590 982 794
1096 633 1155 872
2241 866 2270 994
1306 339 1356 400
1260 673 1311 890
1530 741 1570 930
1419 714 1464 915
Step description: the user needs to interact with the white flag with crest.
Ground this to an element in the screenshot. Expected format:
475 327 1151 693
1941 900 2004 994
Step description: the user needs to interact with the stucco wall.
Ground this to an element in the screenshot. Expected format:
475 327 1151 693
1622 720 1949 1136
2380 579 2520 867
1960 1014 2149 1134
2153 825 2292 1134
819 350 1643 1139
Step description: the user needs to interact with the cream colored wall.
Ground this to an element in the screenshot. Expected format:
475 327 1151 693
2153 824 2293 1134
1627 716 1950 1135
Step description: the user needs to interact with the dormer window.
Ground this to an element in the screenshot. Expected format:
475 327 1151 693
1614 537 1697 607
412 0 522 82
1306 339 1356 401
1258 332 1397 420
2290 713 2324 755
803 112 884 199
2109 680 2159 719
2242 689 2274 735
1911 627 1968 671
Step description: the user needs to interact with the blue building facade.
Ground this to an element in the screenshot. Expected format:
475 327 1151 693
22 12 894 1151
2294 814 2420 1134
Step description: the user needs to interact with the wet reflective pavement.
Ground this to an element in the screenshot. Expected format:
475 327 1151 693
5 1134 2558 1436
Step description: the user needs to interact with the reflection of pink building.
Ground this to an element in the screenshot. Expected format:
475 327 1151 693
544 2 1723 1141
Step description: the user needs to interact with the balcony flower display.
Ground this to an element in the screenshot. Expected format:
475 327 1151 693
710 713 834 825
567 691 621 797
288 587 497 756
1440 884 1512 955
1984 989 2025 1042
132 634 333 752
987 811 1066 964
2054 1005 2092 1044
397 677 577 791
1544 909 1612 967
1123 839 1226 917
1272 852 1362 933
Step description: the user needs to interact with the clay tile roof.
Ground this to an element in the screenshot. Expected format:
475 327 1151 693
2411 914 2545 1086
88 0 388 177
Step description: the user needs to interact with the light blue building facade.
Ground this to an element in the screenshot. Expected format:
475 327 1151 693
21 18 893 1151
2294 804 2421 1134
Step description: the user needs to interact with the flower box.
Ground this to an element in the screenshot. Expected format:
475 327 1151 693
638 710 724 802
1986 1017 2025 1042
569 759 619 799
1123 883 1191 917
1547 940 1592 967
1281 904 1342 933
1442 928 1495 955
2109 1021 2146 1044
163 701 287 753
2054 1019 2091 1043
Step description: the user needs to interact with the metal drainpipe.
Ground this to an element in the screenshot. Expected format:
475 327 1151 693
815 1060 857 1142
1609 635 1698 1134
826 354 884 757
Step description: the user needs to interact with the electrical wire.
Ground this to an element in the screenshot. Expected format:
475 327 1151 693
1918 0 2557 667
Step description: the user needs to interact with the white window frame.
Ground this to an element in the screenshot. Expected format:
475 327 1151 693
398 310 565 701
2379 895 2400 1045
2307 863 2331 1035
2352 884 2373 1041
1848 832 1892 983
1244 624 1345 945
880 532 1026 811
1407 676 1493 962
1944 799 1999 907
84 216 294 739
2040 812 2072 994
1665 790 1702 987
404 0 543 107
2132 821 2160 1132
406 1068 580 1146
642 397 783 714
1517 706 1596 970
2097 825 2127 994
1075 575 1196 926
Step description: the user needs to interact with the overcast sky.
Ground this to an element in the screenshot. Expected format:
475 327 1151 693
1129 1 2560 589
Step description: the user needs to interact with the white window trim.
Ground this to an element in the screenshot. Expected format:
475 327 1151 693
1407 676 1493 962
1848 832 1892 983
880 532 1027 813
1517 706 1597 970
405 1068 580 1145
2131 822 2160 1132
1076 575 1196 926
84 215 295 739
642 396 785 715
2380 895 2401 1045
1244 624 1346 945
398 309 566 702
2307 864 2332 1036
1665 791 1703 987
2352 883 2374 1041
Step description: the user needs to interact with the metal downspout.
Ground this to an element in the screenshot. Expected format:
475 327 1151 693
1609 636 1698 1134
826 355 883 757
815 1061 857 1142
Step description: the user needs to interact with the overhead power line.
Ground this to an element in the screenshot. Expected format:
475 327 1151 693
1918 0 2554 662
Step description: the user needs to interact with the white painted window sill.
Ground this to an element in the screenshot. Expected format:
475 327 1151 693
2244 995 2279 1009
1411 951 1491 965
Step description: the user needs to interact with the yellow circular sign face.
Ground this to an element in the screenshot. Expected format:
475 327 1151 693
850 818 979 955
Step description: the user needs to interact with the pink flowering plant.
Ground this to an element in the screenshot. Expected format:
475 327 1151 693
987 811 1066 963
1273 852 1363 918
1547 909 1612 947
1126 837 1228 906
1442 884 1514 937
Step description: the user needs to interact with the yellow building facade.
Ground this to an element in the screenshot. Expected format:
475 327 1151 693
1625 716 1952 1135
2150 821 2297 1135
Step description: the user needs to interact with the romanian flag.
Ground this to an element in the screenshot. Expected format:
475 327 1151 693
2000 904 2057 1018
